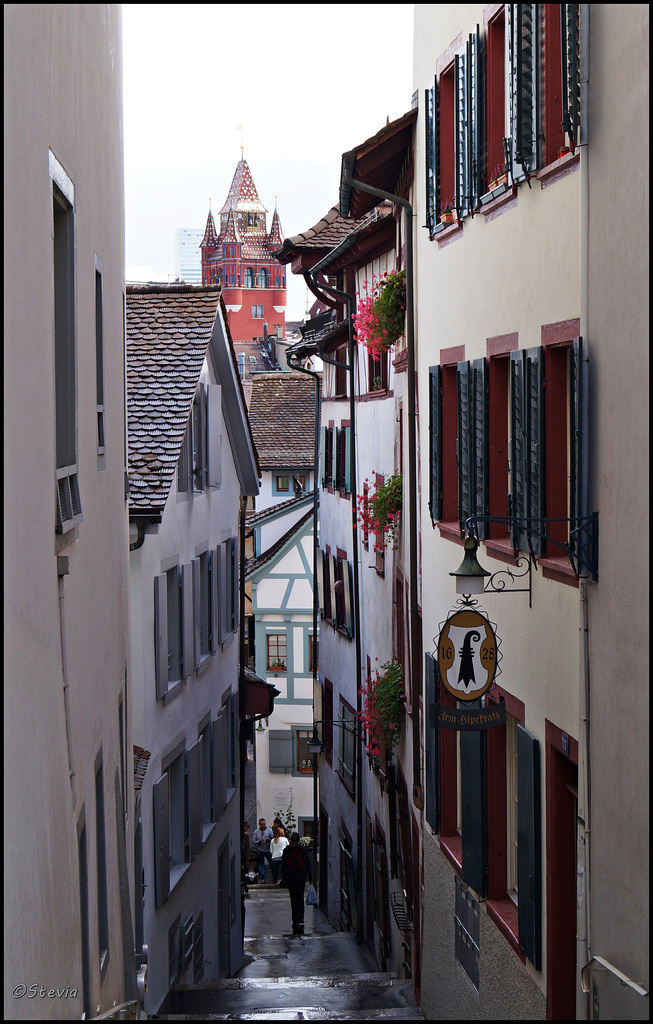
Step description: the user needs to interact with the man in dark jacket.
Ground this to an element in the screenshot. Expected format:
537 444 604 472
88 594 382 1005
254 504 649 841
279 832 312 934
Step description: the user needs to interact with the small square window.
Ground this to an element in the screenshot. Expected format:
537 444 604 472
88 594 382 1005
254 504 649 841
267 634 287 671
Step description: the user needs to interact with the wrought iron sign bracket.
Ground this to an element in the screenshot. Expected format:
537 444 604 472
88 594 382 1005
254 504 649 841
464 512 599 581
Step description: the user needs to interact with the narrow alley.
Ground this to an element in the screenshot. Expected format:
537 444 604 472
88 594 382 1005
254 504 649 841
157 885 424 1020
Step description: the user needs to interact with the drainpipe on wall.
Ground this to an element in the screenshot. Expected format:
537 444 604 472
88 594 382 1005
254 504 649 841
342 170 423 813
305 265 364 945
286 348 321 883
57 556 77 807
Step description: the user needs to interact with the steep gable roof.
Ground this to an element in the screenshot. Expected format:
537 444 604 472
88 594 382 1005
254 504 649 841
126 284 220 514
247 372 316 469
220 158 266 215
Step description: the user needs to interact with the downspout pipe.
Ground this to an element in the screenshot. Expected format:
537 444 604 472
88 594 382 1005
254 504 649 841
286 348 321 883
343 170 423 812
305 262 364 945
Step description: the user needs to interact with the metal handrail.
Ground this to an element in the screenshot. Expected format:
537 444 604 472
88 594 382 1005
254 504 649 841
580 956 648 997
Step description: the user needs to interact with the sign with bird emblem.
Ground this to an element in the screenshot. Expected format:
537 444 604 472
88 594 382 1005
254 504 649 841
437 608 498 702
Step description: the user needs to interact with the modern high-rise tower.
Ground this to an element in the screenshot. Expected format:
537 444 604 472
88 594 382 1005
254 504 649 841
201 159 286 342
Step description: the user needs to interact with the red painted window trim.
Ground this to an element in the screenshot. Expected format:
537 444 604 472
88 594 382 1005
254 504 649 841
484 5 506 187
487 351 511 542
438 61 456 219
542 4 566 167
441 363 458 525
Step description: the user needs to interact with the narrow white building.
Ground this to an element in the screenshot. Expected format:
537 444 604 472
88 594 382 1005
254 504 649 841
126 284 259 1014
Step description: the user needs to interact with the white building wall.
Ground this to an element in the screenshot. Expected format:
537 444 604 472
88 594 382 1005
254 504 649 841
4 6 133 1019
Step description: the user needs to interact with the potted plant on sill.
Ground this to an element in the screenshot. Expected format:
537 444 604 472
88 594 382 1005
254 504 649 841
487 162 509 191
269 659 286 672
358 660 405 772
353 269 406 361
356 472 402 550
440 195 457 224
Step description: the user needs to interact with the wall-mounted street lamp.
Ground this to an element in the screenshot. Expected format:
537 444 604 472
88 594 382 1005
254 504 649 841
450 512 599 608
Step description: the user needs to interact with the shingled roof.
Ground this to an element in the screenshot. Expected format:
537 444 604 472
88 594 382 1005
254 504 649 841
247 373 316 469
126 284 221 514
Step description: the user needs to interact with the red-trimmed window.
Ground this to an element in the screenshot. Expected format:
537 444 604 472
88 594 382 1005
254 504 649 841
374 473 385 575
485 5 506 189
368 350 389 393
439 62 456 217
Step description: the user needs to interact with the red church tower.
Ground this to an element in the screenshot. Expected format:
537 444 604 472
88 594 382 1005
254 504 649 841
201 158 287 342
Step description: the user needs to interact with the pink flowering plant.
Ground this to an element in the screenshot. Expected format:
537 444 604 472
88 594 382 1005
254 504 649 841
359 660 405 758
356 473 402 549
353 270 406 360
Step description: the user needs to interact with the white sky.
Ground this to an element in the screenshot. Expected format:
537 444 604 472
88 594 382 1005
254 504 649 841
122 4 415 321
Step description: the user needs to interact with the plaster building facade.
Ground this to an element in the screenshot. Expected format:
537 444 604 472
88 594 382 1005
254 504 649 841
126 284 259 1013
4 5 136 1018
412 4 648 1019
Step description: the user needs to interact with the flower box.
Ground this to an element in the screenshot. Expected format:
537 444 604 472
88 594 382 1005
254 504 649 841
353 270 406 359
440 210 457 224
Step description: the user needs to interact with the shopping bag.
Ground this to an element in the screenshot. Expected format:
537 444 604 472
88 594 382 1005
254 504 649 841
306 883 319 905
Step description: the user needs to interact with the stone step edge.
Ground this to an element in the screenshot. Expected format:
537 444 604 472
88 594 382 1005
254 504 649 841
175 972 407 992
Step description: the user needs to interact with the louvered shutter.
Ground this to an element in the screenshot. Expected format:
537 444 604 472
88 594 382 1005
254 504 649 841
331 427 339 488
461 716 487 897
425 81 437 234
428 366 443 523
192 558 201 670
217 543 227 645
509 347 544 553
207 384 222 488
181 562 194 679
457 360 472 532
454 51 469 217
328 553 338 627
508 4 539 181
187 737 203 860
472 358 489 539
517 724 542 969
424 652 438 830
560 4 581 147
342 559 354 640
320 426 328 487
154 574 168 699
467 28 484 210
268 730 293 773
316 548 326 617
434 76 441 224
343 426 352 495
153 773 170 906
209 548 218 653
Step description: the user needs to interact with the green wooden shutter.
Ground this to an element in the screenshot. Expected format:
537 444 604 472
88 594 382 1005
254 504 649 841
454 51 469 216
509 4 539 181
457 360 472 532
429 365 442 523
316 548 326 617
329 553 338 626
320 425 327 487
467 28 484 209
461 718 487 897
561 4 581 147
331 427 339 489
472 358 489 539
424 652 439 831
509 347 544 553
344 426 352 495
342 559 354 640
517 724 542 969
426 80 437 234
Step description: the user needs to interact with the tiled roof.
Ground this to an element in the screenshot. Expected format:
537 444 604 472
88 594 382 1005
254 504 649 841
274 203 393 263
247 373 316 468
220 159 266 214
126 284 221 513
246 492 313 526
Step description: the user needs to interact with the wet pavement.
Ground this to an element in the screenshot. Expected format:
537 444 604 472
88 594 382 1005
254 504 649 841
160 884 424 1019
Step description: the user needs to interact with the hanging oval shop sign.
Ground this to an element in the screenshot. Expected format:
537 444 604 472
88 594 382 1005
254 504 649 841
437 608 498 702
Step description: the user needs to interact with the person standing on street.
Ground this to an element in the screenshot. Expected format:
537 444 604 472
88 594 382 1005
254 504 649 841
252 817 274 881
270 824 289 883
279 832 312 934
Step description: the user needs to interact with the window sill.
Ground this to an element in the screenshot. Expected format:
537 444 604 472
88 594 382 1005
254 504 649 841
163 680 183 706
196 655 211 677
201 822 216 845
486 897 525 962
433 219 463 248
393 350 408 373
483 537 520 567
537 149 580 190
479 184 518 222
439 834 463 874
538 553 579 587
169 862 191 893
436 521 464 545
